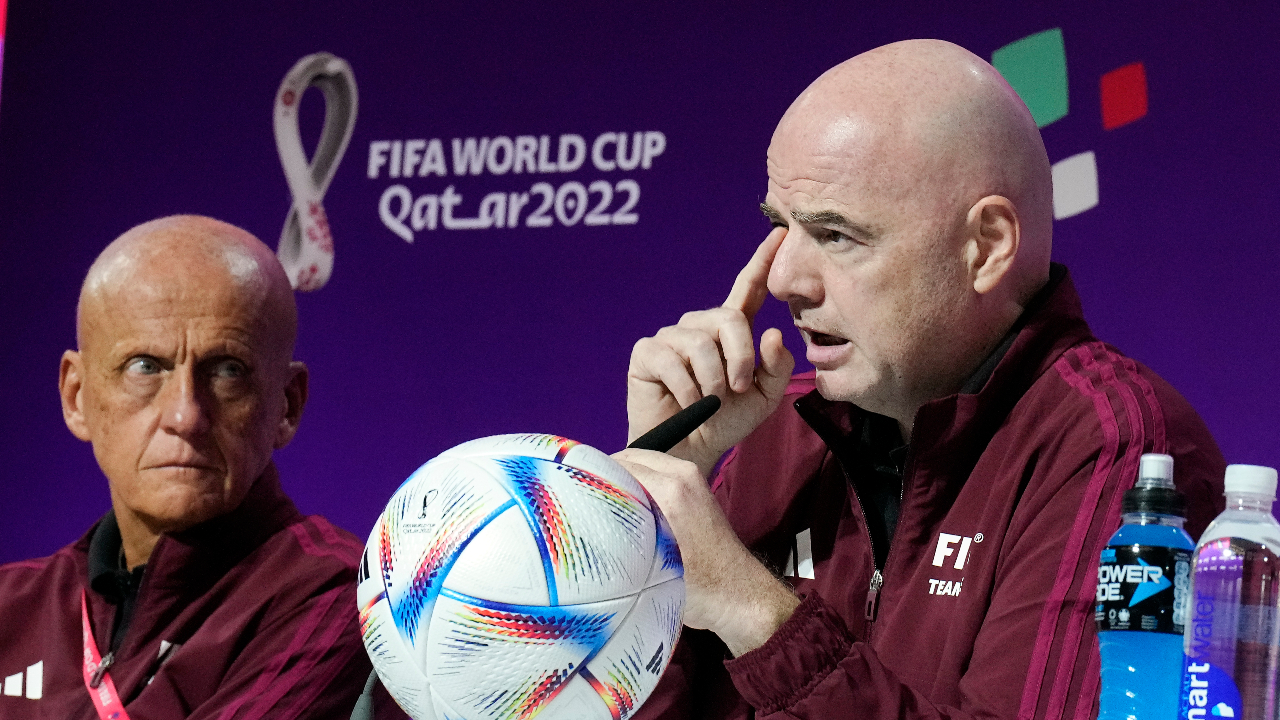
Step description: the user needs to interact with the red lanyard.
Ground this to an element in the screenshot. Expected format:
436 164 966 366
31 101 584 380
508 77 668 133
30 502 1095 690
80 589 132 720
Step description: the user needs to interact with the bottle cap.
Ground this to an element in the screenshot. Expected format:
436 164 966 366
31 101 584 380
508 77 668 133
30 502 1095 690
1135 453 1175 490
1123 454 1185 517
1224 464 1278 498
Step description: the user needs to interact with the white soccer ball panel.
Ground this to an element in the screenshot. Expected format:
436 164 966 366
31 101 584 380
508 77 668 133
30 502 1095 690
361 435 687 720
441 505 550 606
438 433 577 464
358 588 436 720
426 591 635 720
429 687 468 720
581 578 685 720
378 459 512 579
440 434 651 513
643 502 684 589
474 453 656 605
382 459 517 655
558 442 653 511
528 675 612 720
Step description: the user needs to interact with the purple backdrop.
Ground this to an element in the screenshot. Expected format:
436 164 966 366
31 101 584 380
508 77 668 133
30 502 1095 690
2 2 1277 564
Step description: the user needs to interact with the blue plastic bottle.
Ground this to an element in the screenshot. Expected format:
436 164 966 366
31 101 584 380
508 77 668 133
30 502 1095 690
1096 453 1194 720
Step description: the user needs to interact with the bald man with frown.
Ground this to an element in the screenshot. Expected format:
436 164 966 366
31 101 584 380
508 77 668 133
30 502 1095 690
0 216 370 719
615 40 1224 720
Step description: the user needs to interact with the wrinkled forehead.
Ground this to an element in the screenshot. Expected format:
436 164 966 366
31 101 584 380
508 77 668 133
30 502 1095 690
766 104 929 209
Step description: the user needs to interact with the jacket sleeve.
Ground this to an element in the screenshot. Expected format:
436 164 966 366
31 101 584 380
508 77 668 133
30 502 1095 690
721 461 1111 720
174 581 371 720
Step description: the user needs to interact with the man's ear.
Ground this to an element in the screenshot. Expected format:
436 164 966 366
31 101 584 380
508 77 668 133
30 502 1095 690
59 350 93 442
963 195 1021 295
274 361 309 449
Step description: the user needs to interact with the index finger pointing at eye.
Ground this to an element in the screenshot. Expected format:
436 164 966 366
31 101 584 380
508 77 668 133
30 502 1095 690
723 226 786 320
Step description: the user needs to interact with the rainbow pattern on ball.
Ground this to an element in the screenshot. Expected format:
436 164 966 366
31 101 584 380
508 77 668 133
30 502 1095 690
357 434 685 720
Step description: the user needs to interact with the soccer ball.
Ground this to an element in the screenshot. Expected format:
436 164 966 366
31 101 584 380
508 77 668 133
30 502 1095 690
357 434 685 720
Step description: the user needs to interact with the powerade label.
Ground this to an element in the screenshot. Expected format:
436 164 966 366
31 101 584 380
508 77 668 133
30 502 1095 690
1095 545 1191 633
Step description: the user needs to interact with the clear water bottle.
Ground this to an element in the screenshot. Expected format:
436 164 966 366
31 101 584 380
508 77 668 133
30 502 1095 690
1180 464 1280 720
1097 453 1194 720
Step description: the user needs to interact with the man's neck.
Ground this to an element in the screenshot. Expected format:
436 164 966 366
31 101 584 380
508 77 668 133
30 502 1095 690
892 311 1029 442
112 506 161 571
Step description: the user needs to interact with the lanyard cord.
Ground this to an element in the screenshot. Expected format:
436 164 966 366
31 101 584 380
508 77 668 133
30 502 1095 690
272 52 359 292
80 589 132 720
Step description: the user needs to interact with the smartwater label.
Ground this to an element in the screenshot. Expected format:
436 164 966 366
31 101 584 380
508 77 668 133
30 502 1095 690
1180 537 1280 720
1179 658 1243 720
1096 545 1191 633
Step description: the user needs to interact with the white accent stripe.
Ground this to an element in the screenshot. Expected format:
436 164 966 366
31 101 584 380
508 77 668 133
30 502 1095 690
25 661 41 700
3 673 20 696
796 528 815 580
784 548 795 577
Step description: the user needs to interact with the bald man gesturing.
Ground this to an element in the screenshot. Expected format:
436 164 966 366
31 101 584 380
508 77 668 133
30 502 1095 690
0 216 370 719
615 41 1224 720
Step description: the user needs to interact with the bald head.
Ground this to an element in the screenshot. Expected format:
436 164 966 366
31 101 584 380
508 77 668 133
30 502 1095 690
763 40 1056 429
61 215 308 565
78 215 297 359
773 39 1052 300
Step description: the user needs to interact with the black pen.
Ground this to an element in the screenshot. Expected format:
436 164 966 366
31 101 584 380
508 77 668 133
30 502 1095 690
626 395 722 453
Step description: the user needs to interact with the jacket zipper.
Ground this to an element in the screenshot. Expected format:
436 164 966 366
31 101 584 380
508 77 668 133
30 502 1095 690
90 652 114 689
844 474 886 623
854 452 910 626
864 569 883 622
796 397 908 629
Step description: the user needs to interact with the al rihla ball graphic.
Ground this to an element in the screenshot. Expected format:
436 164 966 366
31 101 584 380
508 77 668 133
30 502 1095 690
357 433 685 720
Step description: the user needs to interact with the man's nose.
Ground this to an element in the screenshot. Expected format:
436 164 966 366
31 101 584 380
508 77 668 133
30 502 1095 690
157 366 211 438
766 228 823 308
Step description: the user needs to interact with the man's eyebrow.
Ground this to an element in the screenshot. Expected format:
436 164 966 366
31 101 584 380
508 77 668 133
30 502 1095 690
791 209 878 238
791 209 850 226
761 203 878 238
760 203 787 225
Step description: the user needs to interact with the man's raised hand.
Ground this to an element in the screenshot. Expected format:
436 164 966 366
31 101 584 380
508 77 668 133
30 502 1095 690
627 228 795 477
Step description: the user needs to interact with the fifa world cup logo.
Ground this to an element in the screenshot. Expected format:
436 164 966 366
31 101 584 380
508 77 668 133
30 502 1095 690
273 53 358 291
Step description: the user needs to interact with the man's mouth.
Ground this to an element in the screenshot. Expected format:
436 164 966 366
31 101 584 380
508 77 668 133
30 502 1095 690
798 326 852 367
799 327 849 346
808 331 848 346
145 461 221 473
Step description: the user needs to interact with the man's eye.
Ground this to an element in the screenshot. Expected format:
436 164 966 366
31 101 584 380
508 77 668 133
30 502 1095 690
823 230 859 246
126 357 161 375
211 360 248 379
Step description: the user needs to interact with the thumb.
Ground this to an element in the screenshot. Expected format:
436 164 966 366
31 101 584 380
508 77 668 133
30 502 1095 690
755 328 795 402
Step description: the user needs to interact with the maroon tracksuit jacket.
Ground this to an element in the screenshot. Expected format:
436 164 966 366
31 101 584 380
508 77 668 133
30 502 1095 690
637 267 1226 720
0 465 371 719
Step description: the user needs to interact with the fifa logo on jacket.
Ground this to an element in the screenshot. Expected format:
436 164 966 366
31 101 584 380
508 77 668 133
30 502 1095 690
932 532 980 569
929 533 981 597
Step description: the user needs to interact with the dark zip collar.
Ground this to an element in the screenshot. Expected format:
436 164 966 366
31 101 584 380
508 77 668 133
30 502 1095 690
794 263 1088 477
78 464 305 660
87 511 146 652
792 264 1093 565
